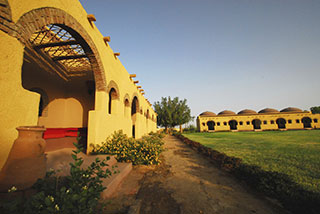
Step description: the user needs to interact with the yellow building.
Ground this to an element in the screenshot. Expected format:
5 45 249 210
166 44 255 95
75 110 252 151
197 107 320 132
0 0 157 170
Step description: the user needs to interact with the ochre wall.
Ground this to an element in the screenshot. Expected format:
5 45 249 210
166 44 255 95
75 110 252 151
0 31 40 169
198 112 320 132
0 0 157 170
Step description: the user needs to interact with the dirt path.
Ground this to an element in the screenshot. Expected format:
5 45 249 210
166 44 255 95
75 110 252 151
104 135 288 214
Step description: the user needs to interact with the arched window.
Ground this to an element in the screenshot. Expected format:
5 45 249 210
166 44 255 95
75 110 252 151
108 88 117 114
207 121 215 131
252 119 261 129
229 120 238 130
276 118 286 129
302 117 312 128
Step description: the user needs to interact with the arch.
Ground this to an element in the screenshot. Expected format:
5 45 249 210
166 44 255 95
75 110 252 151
207 121 215 131
229 120 238 130
123 93 131 106
106 80 120 99
276 118 286 129
131 96 139 116
252 119 261 130
29 87 49 117
302 117 312 128
124 99 130 107
15 7 106 91
131 96 139 138
108 88 117 114
147 109 150 119
0 0 15 36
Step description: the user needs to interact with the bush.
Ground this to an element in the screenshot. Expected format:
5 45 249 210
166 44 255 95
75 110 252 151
183 125 197 133
0 144 112 214
91 131 164 165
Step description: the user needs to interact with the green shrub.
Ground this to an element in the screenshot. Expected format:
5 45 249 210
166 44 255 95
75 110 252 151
0 144 112 214
183 125 197 133
91 131 164 165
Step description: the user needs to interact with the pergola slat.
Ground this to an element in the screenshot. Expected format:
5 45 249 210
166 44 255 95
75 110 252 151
52 54 87 61
33 40 79 49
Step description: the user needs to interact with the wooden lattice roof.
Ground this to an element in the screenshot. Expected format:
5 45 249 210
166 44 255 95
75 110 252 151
29 24 91 79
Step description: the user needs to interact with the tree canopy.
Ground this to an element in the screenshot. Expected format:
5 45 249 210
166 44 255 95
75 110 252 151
310 106 320 114
153 96 192 132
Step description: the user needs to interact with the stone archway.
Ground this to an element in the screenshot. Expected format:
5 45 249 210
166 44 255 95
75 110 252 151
207 121 215 131
229 120 238 130
0 0 15 36
15 7 106 92
252 119 261 130
276 118 286 129
302 117 312 128
16 8 107 151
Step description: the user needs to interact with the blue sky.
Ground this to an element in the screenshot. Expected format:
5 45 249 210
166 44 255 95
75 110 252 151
79 0 320 118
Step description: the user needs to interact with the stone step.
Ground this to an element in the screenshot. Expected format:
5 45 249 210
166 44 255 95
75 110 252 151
101 162 132 199
45 148 132 199
46 148 117 177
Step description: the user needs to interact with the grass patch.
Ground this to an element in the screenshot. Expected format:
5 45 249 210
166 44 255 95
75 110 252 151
183 130 320 194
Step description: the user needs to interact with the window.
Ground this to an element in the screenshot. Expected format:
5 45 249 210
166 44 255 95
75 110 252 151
246 121 250 125
263 121 267 124
239 121 243 125
296 119 300 123
223 122 227 126
288 120 292 124
314 119 318 123
202 123 205 126
270 120 274 124
217 122 220 126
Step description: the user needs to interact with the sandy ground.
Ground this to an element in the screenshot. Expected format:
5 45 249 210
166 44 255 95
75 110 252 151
103 135 288 214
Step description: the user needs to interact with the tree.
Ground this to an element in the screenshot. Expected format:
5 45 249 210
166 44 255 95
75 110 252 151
310 106 320 114
154 96 192 133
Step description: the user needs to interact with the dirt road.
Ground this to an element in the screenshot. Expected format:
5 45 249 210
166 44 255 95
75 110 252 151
104 135 288 214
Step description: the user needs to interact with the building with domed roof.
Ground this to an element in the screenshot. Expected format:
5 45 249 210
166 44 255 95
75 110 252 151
197 107 320 132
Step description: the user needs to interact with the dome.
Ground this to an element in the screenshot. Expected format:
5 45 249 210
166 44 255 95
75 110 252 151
199 111 216 117
218 110 236 116
280 107 303 113
258 108 280 114
237 109 257 115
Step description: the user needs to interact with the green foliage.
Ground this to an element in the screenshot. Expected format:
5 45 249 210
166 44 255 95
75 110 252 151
310 106 320 114
153 96 192 130
183 124 197 133
0 144 112 214
91 131 164 165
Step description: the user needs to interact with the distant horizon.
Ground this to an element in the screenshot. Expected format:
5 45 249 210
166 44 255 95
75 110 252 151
79 0 320 120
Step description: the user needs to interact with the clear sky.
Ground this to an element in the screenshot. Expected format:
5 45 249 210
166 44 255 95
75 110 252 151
79 0 320 118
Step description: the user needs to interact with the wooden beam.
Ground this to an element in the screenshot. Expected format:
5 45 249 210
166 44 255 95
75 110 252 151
52 55 87 61
134 81 139 84
103 36 110 43
33 40 79 49
87 14 96 22
130 74 136 78
24 46 69 81
137 86 142 89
